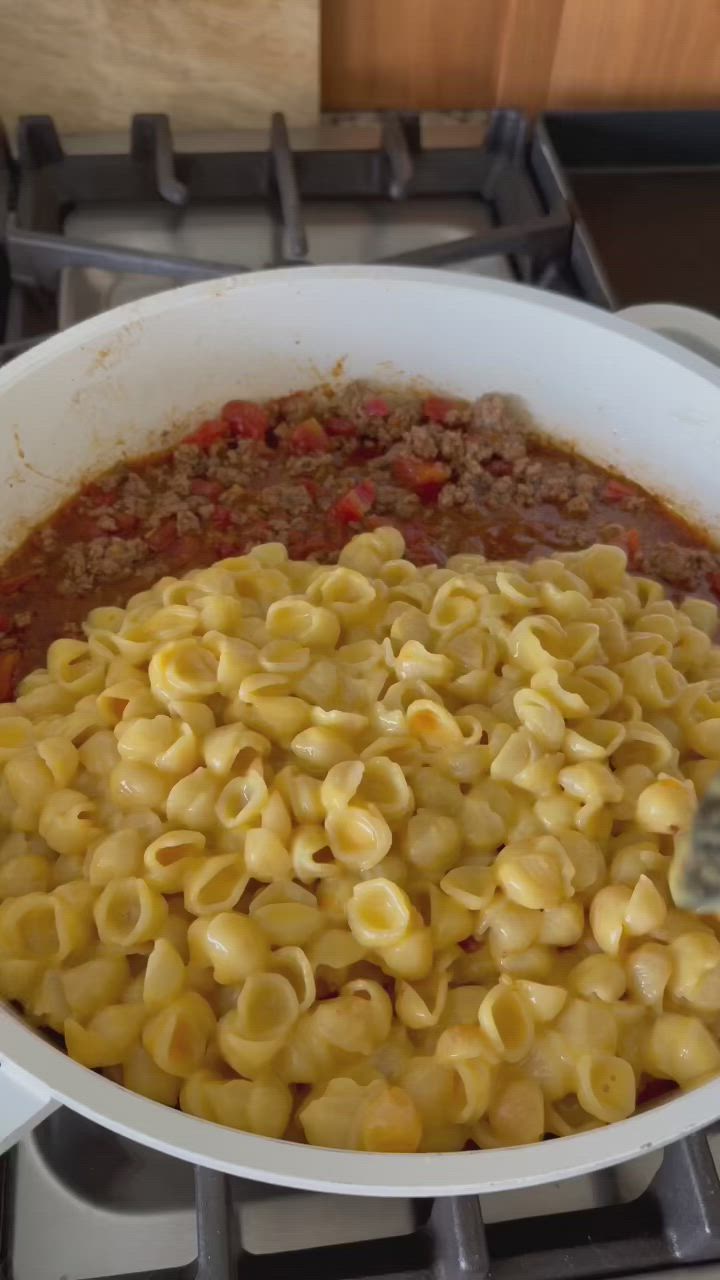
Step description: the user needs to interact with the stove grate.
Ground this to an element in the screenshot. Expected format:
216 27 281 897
0 109 613 363
14 1127 711 1280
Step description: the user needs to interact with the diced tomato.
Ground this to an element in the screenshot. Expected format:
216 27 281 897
301 478 320 501
211 505 234 531
637 1077 675 1107
363 397 390 419
486 457 513 478
183 418 229 449
610 525 641 568
289 531 333 559
216 540 238 560
147 518 177 552
168 535 203 567
221 400 269 441
245 521 273 546
217 522 273 558
325 416 356 438
401 522 447 567
0 572 36 597
84 484 117 507
190 477 224 500
0 651 19 702
73 516 105 541
347 443 384 463
330 480 376 524
709 571 720 600
0 615 11 634
392 455 451 503
627 527 640 562
422 395 456 425
115 512 139 536
366 515 401 531
604 478 638 506
288 418 331 454
459 936 482 953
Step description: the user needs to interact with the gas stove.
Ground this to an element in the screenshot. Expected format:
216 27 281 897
2 107 720 1280
0 107 613 366
6 1110 720 1280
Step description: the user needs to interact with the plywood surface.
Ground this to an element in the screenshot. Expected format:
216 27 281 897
322 0 720 116
0 0 319 134
3 0 718 138
322 0 508 111
546 0 720 110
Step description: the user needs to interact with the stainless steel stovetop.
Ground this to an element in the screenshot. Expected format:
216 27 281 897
2 108 720 1280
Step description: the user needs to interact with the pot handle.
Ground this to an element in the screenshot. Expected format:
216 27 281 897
0 1057 58 1154
618 303 720 368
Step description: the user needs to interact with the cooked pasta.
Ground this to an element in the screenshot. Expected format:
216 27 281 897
0 529 719 1153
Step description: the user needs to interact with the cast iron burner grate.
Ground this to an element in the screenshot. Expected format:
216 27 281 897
116 1134 720 1280
3 1112 720 1280
0 109 613 364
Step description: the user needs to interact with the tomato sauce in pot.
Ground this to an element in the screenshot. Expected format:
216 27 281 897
0 382 717 698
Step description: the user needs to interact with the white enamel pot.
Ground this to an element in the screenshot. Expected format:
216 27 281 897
2 267 720 1195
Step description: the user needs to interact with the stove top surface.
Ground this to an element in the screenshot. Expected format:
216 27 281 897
2 106 720 1280
5 1108 720 1280
0 108 611 366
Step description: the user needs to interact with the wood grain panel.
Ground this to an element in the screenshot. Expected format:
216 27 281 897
322 0 507 110
494 0 565 114
0 0 319 134
547 0 720 109
322 0 720 118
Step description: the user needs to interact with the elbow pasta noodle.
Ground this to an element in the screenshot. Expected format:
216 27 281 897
1 528 720 1152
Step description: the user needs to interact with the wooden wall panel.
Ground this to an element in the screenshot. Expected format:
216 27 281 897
547 0 720 110
494 0 565 114
322 0 508 111
322 0 720 116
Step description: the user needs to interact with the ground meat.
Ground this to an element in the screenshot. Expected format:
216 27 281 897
565 495 590 518
39 527 58 552
286 455 333 478
600 522 624 542
253 484 315 539
277 386 337 424
3 380 720 680
637 542 715 588
58 536 147 595
471 392 511 431
220 484 246 508
205 449 271 488
374 485 421 519
438 481 477 510
176 509 201 535
625 494 646 512
405 424 440 460
121 472 151 503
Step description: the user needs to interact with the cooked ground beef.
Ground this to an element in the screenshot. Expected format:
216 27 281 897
637 542 716 589
0 380 717 691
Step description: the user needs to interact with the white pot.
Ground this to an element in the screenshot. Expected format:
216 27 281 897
1 267 720 1195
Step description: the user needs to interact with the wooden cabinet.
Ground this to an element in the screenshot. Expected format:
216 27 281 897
322 0 720 116
1 0 718 132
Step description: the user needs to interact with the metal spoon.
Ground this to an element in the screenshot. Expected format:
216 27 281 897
670 770 720 912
